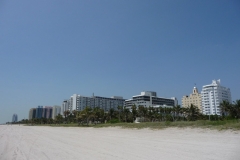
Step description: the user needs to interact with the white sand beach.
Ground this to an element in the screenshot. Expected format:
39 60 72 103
0 125 239 160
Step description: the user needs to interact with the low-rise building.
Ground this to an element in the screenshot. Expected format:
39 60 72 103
124 91 177 109
65 93 125 112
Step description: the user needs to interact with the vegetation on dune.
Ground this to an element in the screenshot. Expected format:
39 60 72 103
93 120 240 130
14 99 240 130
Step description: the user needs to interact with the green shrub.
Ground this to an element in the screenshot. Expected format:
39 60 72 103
165 121 171 126
165 115 173 121
108 119 121 123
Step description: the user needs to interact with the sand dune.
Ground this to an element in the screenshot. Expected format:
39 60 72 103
0 125 239 160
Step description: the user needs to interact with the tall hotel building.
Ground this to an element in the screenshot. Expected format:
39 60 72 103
63 94 125 112
182 87 202 112
124 91 177 109
201 80 231 115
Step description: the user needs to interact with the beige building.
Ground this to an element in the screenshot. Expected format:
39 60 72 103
182 87 202 112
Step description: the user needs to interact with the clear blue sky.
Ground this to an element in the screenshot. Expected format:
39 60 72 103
0 0 239 123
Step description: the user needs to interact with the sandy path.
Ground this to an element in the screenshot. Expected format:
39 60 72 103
0 125 239 160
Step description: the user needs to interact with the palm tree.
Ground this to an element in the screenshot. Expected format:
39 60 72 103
138 106 148 122
76 111 83 125
123 107 130 122
72 110 77 118
163 107 173 121
131 105 138 122
153 107 160 122
186 104 200 121
79 107 93 125
172 105 182 121
219 100 231 117
63 110 70 123
108 108 115 120
181 107 189 121
34 118 41 124
148 107 153 122
117 106 123 122
92 107 104 124
55 114 63 124
48 118 53 124
233 100 240 119
159 107 165 121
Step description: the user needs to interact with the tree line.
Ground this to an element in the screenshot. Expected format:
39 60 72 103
15 99 239 125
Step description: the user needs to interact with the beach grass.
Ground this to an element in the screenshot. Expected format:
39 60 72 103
94 120 240 130
28 119 240 130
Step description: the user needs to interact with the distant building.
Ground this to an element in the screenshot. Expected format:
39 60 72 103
29 108 36 120
30 106 53 119
182 87 202 112
171 97 178 106
12 114 18 122
61 100 69 115
65 93 125 112
42 106 53 119
201 79 232 115
52 105 61 119
36 106 43 118
124 91 177 109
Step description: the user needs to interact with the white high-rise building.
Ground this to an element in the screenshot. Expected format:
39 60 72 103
70 94 78 111
201 79 231 115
